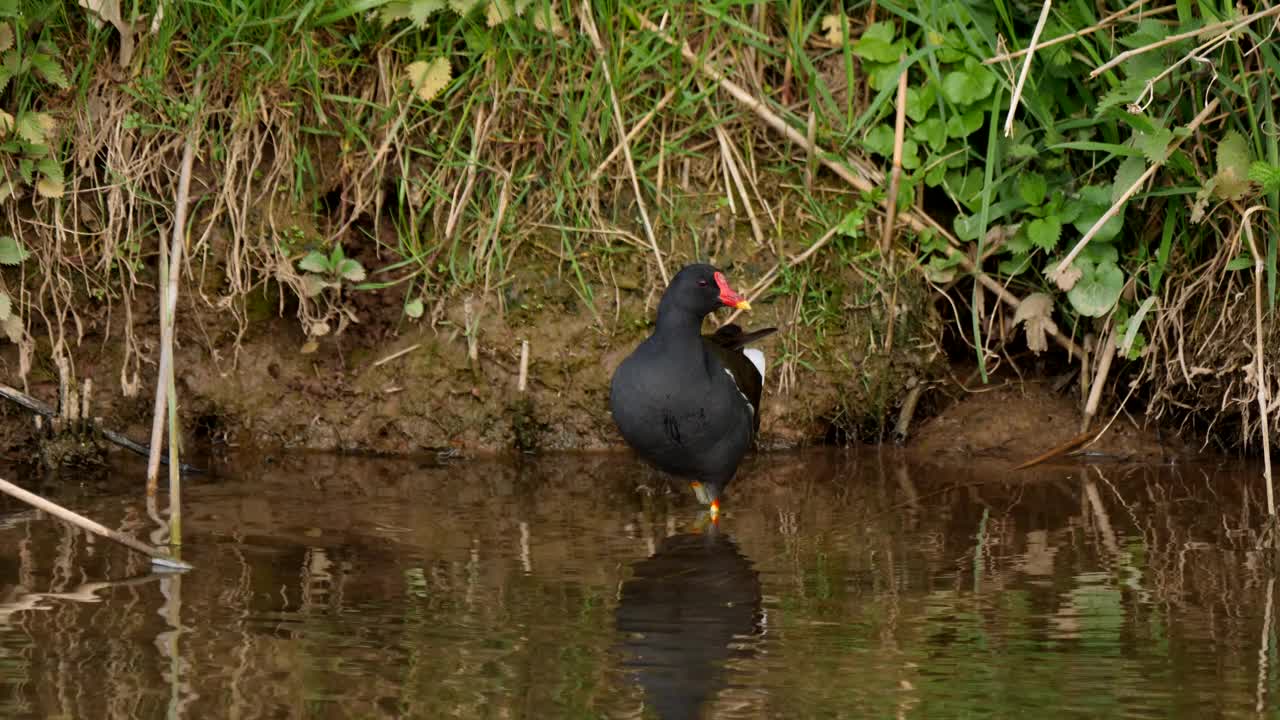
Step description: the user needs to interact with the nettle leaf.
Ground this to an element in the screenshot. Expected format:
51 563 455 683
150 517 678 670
15 113 48 145
863 125 895 157
1067 256 1125 317
406 57 452 103
0 24 12 54
0 290 9 320
380 0 446 28
336 258 366 282
999 252 1033 277
1018 172 1047 206
0 235 28 265
28 53 69 89
2 313 19 343
1213 131 1251 200
945 109 984 138
1119 19 1169 49
34 177 63 198
1138 127 1173 163
1027 216 1061 251
1111 155 1146 204
941 61 996 105
912 117 947 150
1250 161 1280 193
905 85 935 123
36 156 63 184
298 250 330 274
852 21 902 63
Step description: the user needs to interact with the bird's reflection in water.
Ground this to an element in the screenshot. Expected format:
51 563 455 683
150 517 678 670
615 530 763 720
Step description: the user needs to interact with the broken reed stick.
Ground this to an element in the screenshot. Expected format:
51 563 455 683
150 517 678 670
0 477 192 569
1003 0 1052 137
582 1 668 285
1049 98 1219 287
1241 205 1274 517
1081 325 1117 432
517 339 530 393
1012 429 1097 470
0 383 202 473
636 13 1084 359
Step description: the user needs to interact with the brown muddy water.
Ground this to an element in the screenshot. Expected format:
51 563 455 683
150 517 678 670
0 450 1276 719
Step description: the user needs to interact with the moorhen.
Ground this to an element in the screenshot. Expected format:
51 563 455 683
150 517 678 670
609 264 776 516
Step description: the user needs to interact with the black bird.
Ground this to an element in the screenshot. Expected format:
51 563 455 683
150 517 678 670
609 264 776 515
615 531 763 720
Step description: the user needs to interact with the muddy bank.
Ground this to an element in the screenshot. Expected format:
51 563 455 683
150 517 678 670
1 251 943 460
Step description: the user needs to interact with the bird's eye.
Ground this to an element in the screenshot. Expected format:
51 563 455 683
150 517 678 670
697 279 709 287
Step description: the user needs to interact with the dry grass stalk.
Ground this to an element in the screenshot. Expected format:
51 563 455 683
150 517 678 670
580 0 668 285
1241 204 1274 517
517 339 530 393
1091 4 1280 78
587 86 678 185
881 61 909 360
984 1 1170 65
1003 0 1053 137
1050 98 1220 286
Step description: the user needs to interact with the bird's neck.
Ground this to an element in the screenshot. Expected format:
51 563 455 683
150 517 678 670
654 304 705 341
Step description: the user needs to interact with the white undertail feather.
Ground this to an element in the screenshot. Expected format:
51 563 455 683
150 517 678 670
743 348 766 381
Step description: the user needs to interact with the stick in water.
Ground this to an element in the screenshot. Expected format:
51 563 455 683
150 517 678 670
0 477 192 570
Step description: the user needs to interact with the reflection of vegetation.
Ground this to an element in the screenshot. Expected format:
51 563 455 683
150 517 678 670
0 455 1277 718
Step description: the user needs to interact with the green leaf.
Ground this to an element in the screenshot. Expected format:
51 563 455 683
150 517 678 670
0 289 9 320
1119 19 1169 49
15 113 46 145
836 207 867 237
866 62 900 91
1067 258 1125 317
945 109 984 138
1069 185 1123 242
1226 255 1253 271
912 117 947 150
405 298 425 319
1027 216 1062 251
1018 172 1047 206
0 234 27 265
1213 130 1251 200
863 125 895 157
298 251 330 274
36 156 62 184
1111 155 1147 204
380 0 446 27
28 53 68 89
941 62 996 105
999 252 1033 276
852 22 902 63
336 258 366 282
900 139 920 170
1250 161 1280 193
905 85 935 123
1137 127 1173 163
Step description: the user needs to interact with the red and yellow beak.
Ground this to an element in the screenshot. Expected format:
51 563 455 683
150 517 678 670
714 271 751 310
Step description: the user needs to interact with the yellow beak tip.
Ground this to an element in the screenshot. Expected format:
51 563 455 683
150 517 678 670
735 300 751 311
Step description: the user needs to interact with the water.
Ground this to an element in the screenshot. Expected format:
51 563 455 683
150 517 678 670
0 450 1276 719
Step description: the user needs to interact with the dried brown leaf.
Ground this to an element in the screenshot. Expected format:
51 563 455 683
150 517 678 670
1013 292 1058 354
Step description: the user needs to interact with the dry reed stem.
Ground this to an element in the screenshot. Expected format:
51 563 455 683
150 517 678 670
881 62 909 360
1003 0 1053 137
0 477 191 569
984 1 1169 65
146 71 202 496
581 1 668 285
1049 98 1219 286
713 123 765 247
1241 204 1274 517
637 14 1084 357
1091 4 1280 78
